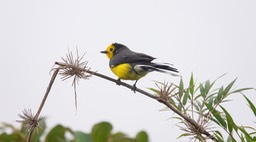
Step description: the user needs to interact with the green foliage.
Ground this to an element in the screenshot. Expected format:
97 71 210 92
0 132 20 142
91 122 112 142
151 74 255 142
45 125 67 142
244 95 256 117
0 121 148 142
0 119 46 142
135 131 149 142
72 131 92 142
0 123 25 142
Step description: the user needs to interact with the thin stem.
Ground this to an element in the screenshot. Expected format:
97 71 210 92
26 127 35 142
27 69 59 142
34 68 59 119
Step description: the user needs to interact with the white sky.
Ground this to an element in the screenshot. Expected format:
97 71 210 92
0 0 256 142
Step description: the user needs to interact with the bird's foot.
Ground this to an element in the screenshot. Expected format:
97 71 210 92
131 80 138 93
116 78 121 86
132 84 137 93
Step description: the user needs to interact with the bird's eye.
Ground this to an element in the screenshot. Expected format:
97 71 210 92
110 48 113 52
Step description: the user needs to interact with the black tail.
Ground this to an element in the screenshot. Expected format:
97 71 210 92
138 63 179 76
151 63 179 73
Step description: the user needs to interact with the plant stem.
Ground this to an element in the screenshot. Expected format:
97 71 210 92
27 68 59 142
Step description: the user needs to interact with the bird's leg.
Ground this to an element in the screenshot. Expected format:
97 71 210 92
132 80 138 93
116 78 121 85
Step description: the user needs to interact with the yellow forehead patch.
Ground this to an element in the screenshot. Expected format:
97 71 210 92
105 44 115 59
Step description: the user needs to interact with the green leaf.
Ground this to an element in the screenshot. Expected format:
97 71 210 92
148 88 160 95
230 88 254 94
200 83 206 98
194 94 202 101
177 133 192 139
214 130 225 142
241 125 256 131
208 97 214 106
45 124 67 142
227 135 232 142
244 95 256 117
91 122 112 142
194 103 200 112
253 136 256 141
189 73 194 95
1 123 27 141
215 130 223 139
177 104 182 111
73 131 92 142
204 80 213 95
179 77 184 98
214 86 224 105
223 78 237 96
111 132 136 142
205 103 227 128
182 90 189 105
111 132 127 139
0 132 20 142
111 138 135 142
238 126 253 141
220 106 235 134
135 131 148 142
194 100 202 112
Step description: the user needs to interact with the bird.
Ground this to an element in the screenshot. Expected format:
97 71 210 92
100 43 179 92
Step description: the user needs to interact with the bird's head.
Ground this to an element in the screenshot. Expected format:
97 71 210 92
100 43 127 59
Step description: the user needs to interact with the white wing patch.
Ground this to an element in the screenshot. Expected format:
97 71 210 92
134 64 180 77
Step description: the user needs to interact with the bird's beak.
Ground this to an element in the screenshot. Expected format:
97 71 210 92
100 50 108 54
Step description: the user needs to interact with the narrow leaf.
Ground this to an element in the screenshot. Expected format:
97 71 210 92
223 78 237 96
148 88 160 95
215 130 224 142
227 135 232 142
177 133 193 139
244 95 256 117
200 84 206 98
205 103 227 128
215 130 223 139
230 88 254 94
204 80 212 95
214 87 224 105
189 73 194 95
220 106 235 134
238 126 253 141
182 90 189 105
179 78 184 98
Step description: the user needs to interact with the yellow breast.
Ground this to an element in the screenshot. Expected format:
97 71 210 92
110 63 147 80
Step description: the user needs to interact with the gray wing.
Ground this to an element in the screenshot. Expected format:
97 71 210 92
110 49 156 66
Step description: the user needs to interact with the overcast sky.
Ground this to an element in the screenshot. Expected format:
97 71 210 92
1 0 256 142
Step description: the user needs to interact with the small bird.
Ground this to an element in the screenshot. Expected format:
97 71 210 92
101 43 179 91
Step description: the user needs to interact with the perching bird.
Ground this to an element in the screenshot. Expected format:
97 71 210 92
101 43 179 91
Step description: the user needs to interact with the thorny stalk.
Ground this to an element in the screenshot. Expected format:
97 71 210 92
17 69 59 142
